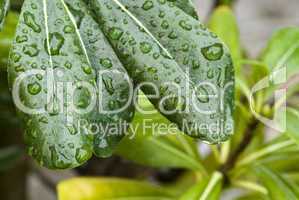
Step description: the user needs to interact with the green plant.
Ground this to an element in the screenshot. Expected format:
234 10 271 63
1 0 299 199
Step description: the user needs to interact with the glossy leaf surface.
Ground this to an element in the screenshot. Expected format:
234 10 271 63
90 0 235 143
8 0 134 169
0 0 9 30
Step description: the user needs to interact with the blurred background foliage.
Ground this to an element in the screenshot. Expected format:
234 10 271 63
1 0 299 200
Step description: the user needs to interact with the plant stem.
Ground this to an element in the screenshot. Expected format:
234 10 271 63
219 118 259 176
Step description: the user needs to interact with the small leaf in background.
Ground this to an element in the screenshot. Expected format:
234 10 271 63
116 95 205 172
208 6 242 74
260 27 299 99
235 193 269 200
283 108 299 145
0 0 9 30
0 146 23 171
58 178 175 200
0 12 17 68
179 171 223 200
261 27 299 77
0 12 19 126
253 165 299 200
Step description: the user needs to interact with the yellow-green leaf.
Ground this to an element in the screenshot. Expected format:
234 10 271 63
179 172 223 200
58 178 175 200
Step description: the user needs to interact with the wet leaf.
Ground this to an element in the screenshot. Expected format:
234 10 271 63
89 0 235 143
8 0 134 169
0 0 9 30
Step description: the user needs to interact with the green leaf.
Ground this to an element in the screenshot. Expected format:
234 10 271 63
173 0 199 19
253 165 299 200
260 151 299 172
260 28 299 100
208 6 242 74
0 0 9 30
0 12 17 68
116 94 205 172
8 0 134 169
58 178 175 200
90 0 235 143
179 172 223 200
235 193 269 200
0 146 23 171
284 108 299 145
236 138 294 168
261 27 299 77
0 12 19 126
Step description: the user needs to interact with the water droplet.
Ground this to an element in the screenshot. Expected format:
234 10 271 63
197 86 209 103
64 61 72 69
45 32 65 56
75 148 90 164
109 27 123 40
168 31 178 39
11 52 21 63
27 81 41 95
179 20 192 31
23 44 39 57
39 116 48 123
82 64 92 74
192 60 200 69
23 11 41 33
63 25 74 33
102 76 115 95
140 42 152 54
100 58 112 68
142 1 154 10
147 66 158 74
67 124 77 135
201 43 224 61
159 11 165 18
161 20 169 29
16 35 28 43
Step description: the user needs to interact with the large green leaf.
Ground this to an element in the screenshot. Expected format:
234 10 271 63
116 94 204 171
8 0 134 169
90 0 235 143
58 178 175 200
179 172 223 200
253 165 299 200
0 0 9 30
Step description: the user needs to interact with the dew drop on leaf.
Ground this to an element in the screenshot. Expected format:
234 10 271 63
142 0 154 11
201 43 224 61
27 81 42 95
23 11 41 33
